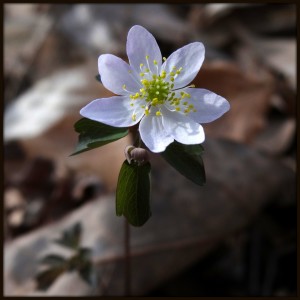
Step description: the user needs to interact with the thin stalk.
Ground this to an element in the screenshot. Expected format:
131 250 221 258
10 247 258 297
123 127 139 296
124 218 131 296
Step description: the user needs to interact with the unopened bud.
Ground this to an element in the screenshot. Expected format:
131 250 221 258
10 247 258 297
124 145 149 165
124 145 135 164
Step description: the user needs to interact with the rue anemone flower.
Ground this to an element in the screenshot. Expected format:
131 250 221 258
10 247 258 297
80 25 230 153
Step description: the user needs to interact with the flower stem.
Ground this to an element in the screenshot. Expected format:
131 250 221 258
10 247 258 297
129 124 142 148
124 218 131 296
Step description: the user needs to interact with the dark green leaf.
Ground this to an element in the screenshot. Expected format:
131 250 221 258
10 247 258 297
36 266 66 291
116 161 151 227
78 261 94 286
71 118 128 156
67 248 91 271
68 254 81 271
67 248 93 286
183 143 204 155
95 74 102 83
54 223 82 249
78 247 92 260
161 141 206 186
39 255 67 267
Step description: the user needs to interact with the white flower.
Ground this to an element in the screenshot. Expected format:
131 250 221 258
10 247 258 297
80 25 230 153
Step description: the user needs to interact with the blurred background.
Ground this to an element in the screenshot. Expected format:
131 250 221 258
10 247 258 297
3 3 296 296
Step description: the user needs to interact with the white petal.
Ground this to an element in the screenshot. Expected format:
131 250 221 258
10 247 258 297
185 88 230 123
126 25 162 76
98 54 141 95
162 42 205 89
139 113 174 153
80 96 144 127
162 106 205 144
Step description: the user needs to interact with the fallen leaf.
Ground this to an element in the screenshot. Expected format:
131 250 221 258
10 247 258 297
193 60 275 143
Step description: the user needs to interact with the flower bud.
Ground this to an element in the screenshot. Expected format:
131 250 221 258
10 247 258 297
124 145 149 165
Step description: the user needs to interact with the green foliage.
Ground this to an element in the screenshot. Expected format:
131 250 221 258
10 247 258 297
36 223 95 290
71 118 128 156
71 248 94 285
39 254 67 266
161 141 206 186
116 160 151 227
54 222 81 249
36 265 67 291
95 74 102 83
67 247 94 285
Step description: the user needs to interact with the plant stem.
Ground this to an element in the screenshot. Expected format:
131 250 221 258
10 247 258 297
124 217 131 296
123 127 139 296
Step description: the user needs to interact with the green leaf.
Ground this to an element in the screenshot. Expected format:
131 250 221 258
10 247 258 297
39 255 67 267
161 141 206 186
71 118 128 156
116 161 151 227
78 247 92 260
95 74 102 83
78 261 94 285
67 248 91 271
36 266 66 291
54 223 82 250
65 247 94 285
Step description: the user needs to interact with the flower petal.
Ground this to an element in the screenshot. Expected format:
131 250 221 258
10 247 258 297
162 42 205 89
139 113 174 153
162 106 205 144
185 88 230 123
126 25 162 76
80 96 144 127
98 54 141 95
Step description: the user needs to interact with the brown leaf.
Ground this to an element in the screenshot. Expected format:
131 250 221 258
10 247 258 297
193 60 275 143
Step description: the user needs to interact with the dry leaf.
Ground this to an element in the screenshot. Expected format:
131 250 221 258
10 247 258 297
193 60 275 143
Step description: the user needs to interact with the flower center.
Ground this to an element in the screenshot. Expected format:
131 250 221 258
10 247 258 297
141 75 171 106
123 55 196 120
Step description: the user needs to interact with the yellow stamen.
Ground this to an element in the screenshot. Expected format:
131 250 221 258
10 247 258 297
152 98 159 105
